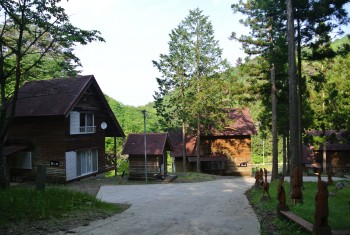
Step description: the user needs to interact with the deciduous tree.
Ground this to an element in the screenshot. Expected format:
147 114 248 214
0 0 104 188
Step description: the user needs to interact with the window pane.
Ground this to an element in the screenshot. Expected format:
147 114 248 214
86 113 93 126
76 149 98 176
80 113 86 127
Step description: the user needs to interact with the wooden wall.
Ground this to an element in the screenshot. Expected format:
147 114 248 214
205 136 252 176
9 116 67 183
173 157 194 173
172 135 253 176
8 89 113 183
314 150 350 174
128 154 167 180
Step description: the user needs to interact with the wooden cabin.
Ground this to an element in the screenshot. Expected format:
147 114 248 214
303 130 350 175
122 133 173 180
169 108 256 176
5 75 125 183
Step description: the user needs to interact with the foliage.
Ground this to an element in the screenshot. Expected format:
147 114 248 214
302 36 350 132
106 95 161 135
0 0 105 188
230 0 350 175
153 8 231 172
247 179 350 234
0 186 124 228
231 0 289 180
153 8 230 132
173 172 221 183
291 181 350 230
105 96 162 175
247 180 308 235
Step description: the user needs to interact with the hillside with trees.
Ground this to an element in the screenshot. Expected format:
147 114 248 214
1 1 349 184
0 0 105 188
152 3 350 178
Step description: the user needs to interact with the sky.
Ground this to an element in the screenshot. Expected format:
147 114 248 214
61 0 248 107
61 0 350 107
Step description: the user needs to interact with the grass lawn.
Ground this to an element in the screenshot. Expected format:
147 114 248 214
0 172 224 234
0 186 127 234
291 181 350 230
246 178 350 234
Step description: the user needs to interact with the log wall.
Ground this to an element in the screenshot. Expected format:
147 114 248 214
128 154 167 180
8 90 113 183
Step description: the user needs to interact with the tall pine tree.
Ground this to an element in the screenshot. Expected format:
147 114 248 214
154 8 229 172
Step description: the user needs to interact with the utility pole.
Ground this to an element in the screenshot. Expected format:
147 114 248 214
142 110 148 183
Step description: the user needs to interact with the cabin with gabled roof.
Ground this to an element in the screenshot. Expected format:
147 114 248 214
122 133 173 180
169 108 256 176
6 75 125 183
303 130 350 174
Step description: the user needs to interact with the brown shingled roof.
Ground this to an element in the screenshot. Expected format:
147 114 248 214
15 75 93 117
209 108 257 136
122 133 173 156
169 108 256 157
168 130 197 157
13 75 124 137
306 130 350 151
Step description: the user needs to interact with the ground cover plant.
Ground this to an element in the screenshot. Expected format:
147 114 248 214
0 186 127 234
246 178 350 234
291 181 350 230
0 172 225 234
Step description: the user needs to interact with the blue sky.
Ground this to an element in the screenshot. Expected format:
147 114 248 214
62 0 350 107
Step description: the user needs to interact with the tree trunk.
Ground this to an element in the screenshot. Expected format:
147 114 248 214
196 124 201 172
296 15 304 189
271 63 278 181
182 121 186 172
283 131 287 175
287 0 300 194
0 143 9 188
287 131 290 174
114 136 117 176
322 78 327 174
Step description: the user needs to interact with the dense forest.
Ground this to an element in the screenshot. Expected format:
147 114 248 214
1 1 350 187
105 35 350 166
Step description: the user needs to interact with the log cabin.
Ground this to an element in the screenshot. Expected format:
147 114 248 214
5 75 125 183
169 108 256 176
122 133 173 180
303 130 350 175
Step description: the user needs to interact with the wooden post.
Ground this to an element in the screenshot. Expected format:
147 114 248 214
114 136 117 176
36 165 46 191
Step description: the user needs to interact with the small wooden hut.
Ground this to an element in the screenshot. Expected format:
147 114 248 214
122 133 173 180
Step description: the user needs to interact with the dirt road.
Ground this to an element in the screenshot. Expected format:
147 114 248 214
57 177 260 235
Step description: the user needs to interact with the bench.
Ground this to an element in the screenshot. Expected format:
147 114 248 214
280 210 313 232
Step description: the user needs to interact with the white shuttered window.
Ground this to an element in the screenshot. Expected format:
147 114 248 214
69 111 95 134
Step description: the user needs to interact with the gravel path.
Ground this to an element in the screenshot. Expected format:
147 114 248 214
57 177 260 235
